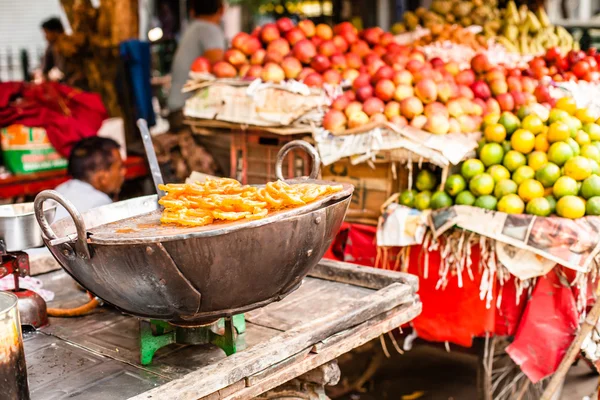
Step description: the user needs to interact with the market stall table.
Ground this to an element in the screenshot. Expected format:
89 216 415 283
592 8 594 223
22 259 421 400
0 156 149 199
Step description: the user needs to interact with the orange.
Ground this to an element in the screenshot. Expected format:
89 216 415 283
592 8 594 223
527 151 548 171
563 156 592 181
518 179 545 202
547 122 570 143
534 132 550 152
510 129 535 154
555 97 577 115
556 195 586 219
575 108 597 124
484 124 507 143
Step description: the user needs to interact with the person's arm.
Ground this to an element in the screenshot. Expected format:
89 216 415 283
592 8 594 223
201 24 226 63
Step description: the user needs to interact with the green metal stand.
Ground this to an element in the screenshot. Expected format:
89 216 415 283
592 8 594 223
139 315 246 365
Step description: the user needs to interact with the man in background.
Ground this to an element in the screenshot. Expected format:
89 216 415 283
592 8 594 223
40 17 66 82
54 137 126 221
167 0 226 129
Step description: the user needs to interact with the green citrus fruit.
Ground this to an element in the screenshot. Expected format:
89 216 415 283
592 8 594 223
484 124 507 143
567 137 581 156
461 159 485 181
498 111 521 135
545 195 557 214
497 194 525 214
564 156 593 181
444 174 467 197
521 114 544 135
414 191 432 210
583 123 600 141
526 197 552 216
480 143 505 167
511 129 535 154
503 150 527 172
555 98 577 115
556 195 586 219
494 179 518 198
431 191 454 210
576 130 591 146
547 142 575 166
517 105 533 121
586 196 600 215
547 121 571 143
512 165 535 185
548 108 570 124
564 115 583 137
518 179 545 202
488 165 511 182
416 170 438 191
581 175 600 199
553 176 579 198
527 151 548 171
455 191 476 205
535 163 561 188
581 143 600 163
399 189 418 207
474 195 498 210
469 173 495 196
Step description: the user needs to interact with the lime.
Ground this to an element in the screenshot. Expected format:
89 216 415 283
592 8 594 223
511 129 535 154
498 111 521 135
548 108 570 124
497 194 525 214
564 115 583 138
545 195 557 214
488 165 511 182
480 143 505 167
527 151 548 171
502 140 512 153
469 173 495 196
461 159 485 181
535 163 561 188
575 108 597 124
455 191 476 205
494 179 518 198
518 179 545 202
512 165 535 185
586 196 600 215
581 144 600 163
517 105 533 121
477 138 487 157
414 191 432 210
555 97 577 115
399 189 418 207
547 142 574 166
416 170 438 191
553 176 579 198
590 160 600 175
526 197 552 216
581 175 600 199
430 191 454 210
474 195 498 210
521 114 544 135
564 156 592 181
445 174 467 197
484 124 507 143
583 123 600 141
556 195 586 219
576 130 591 146
503 150 527 172
547 121 570 143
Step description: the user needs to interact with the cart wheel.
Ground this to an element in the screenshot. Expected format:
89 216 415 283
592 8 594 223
476 336 564 400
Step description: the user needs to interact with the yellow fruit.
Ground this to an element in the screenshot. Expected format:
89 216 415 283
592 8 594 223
484 124 507 143
556 195 586 219
576 130 591 146
535 132 550 152
547 122 570 143
527 151 548 171
488 165 511 182
512 165 535 185
518 179 545 202
510 129 535 154
575 108 597 124
555 97 577 115
553 176 579 198
497 194 525 214
521 114 544 135
563 156 592 181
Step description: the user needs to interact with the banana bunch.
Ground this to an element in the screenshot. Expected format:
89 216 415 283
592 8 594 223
493 2 577 55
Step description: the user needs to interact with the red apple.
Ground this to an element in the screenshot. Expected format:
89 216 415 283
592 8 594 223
411 115 428 129
390 115 408 127
356 85 374 102
345 53 363 69
352 73 371 89
332 95 350 111
424 115 450 135
375 79 395 102
489 79 508 95
458 85 474 99
455 69 476 86
341 30 359 45
276 17 294 33
485 98 501 115
293 40 317 64
316 24 333 40
232 32 250 51
238 64 250 77
496 93 514 112
371 65 394 84
224 49 248 68
367 59 386 77
212 61 237 78
318 40 338 57
261 62 285 83
400 96 424 119
362 27 383 46
298 20 316 38
323 109 347 133
521 76 537 93
244 65 263 79
393 70 413 86
334 22 357 35
311 55 331 73
406 60 424 74
342 68 360 83
470 81 491 100
485 67 506 83
436 81 456 103
534 84 552 103
345 101 363 117
444 61 460 76
471 53 490 74
393 84 414 102
384 101 401 119
265 51 284 64
348 111 370 129
331 35 349 53
190 56 211 73
379 32 395 47
472 98 487 115
281 57 303 79
373 45 387 57
362 97 385 116
507 76 523 93
261 23 281 44
241 37 262 56
267 38 291 57
298 67 316 81
304 72 324 88
430 57 444 69
424 102 449 118
286 28 306 46
323 69 342 85
250 49 266 65
351 41 371 58
415 79 438 104
511 91 527 108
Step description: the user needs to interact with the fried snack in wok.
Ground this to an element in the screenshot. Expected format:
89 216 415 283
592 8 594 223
158 178 342 227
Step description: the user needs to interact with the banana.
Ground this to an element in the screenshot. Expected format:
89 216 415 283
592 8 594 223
506 1 520 24
518 4 529 23
527 11 542 33
519 34 529 54
496 36 519 53
536 7 551 28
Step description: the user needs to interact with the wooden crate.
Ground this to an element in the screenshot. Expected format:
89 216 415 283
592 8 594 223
321 156 409 225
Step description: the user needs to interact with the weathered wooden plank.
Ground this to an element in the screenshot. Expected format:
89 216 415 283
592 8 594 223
199 380 246 400
222 301 422 400
129 283 413 400
309 259 419 292
245 348 312 386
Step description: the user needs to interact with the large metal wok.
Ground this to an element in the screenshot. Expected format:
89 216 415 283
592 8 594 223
33 141 353 325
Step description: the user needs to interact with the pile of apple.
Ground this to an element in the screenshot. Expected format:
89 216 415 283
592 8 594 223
526 48 600 82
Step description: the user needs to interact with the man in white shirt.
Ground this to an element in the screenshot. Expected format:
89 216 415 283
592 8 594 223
54 137 126 221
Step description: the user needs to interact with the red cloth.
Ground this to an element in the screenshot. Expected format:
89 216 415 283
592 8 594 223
0 82 107 157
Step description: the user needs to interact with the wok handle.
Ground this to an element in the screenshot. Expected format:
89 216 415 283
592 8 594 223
34 190 91 260
275 140 321 181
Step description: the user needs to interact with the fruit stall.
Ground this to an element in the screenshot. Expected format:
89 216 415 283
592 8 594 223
178 3 600 398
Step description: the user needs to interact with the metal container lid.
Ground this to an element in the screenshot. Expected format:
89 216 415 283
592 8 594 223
0 291 17 315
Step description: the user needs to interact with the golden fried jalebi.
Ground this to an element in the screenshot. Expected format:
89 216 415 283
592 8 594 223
158 178 343 227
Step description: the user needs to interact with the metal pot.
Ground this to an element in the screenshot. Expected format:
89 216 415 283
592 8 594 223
0 203 56 252
0 291 30 400
34 141 353 325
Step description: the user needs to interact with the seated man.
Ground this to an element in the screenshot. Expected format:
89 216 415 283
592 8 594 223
54 137 125 221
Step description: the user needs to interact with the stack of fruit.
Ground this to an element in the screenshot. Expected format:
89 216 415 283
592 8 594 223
395 1 500 32
411 23 487 50
398 98 600 218
526 48 600 82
